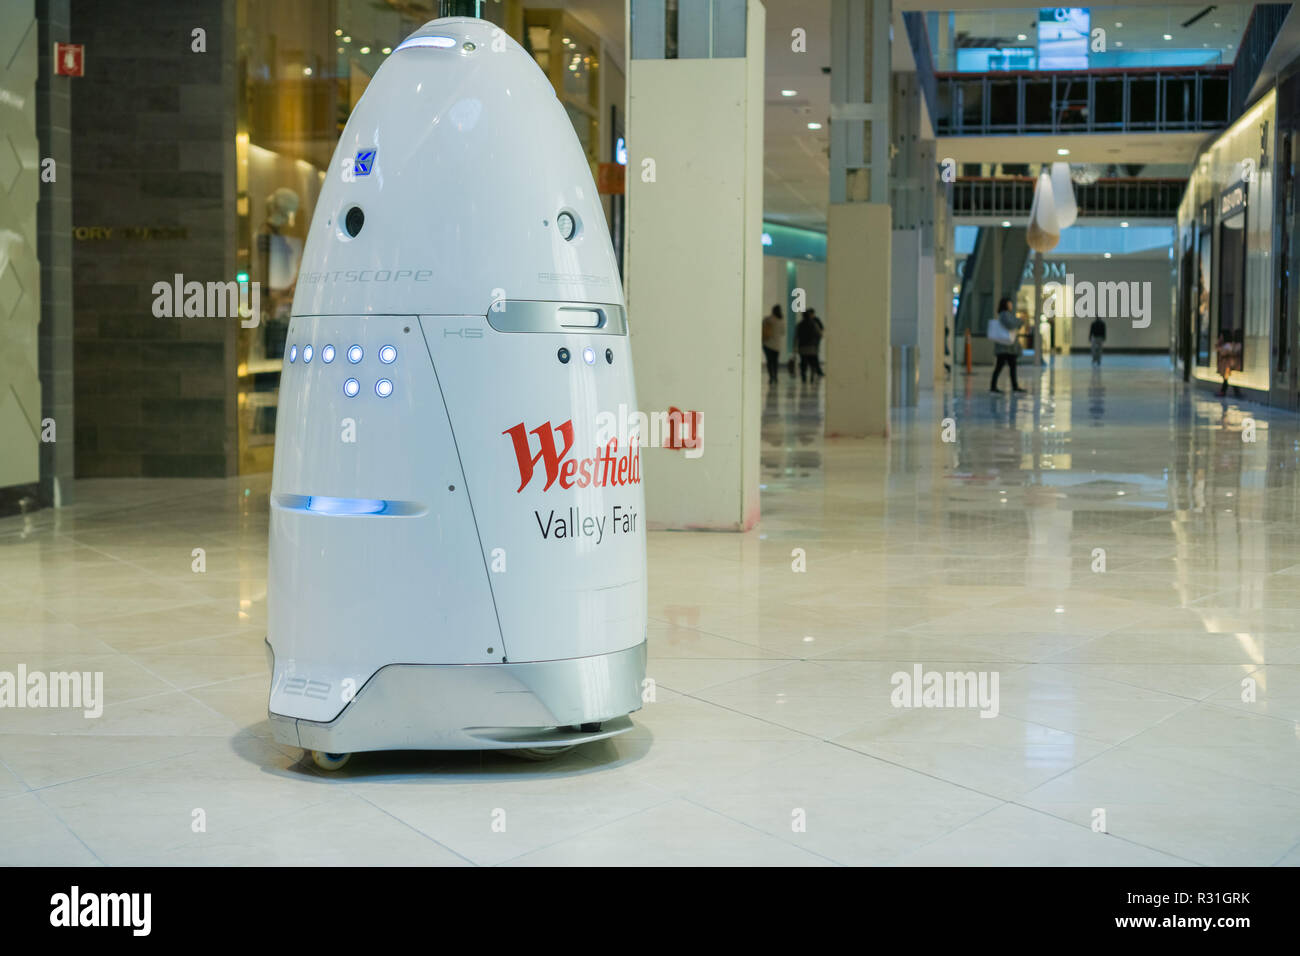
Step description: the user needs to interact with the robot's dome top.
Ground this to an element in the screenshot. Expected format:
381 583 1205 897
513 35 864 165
291 17 621 319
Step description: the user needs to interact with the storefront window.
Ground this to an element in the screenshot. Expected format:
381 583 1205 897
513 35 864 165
524 10 600 168
1196 204 1212 367
233 0 507 473
1177 91 1276 393
1217 190 1247 367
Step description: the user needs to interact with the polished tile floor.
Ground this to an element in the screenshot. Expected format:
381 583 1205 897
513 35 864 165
3 356 1299 865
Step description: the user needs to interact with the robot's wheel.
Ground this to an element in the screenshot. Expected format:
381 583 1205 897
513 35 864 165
309 750 353 771
510 745 576 761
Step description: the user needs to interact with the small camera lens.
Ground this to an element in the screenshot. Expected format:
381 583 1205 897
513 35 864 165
344 206 364 237
557 347 570 364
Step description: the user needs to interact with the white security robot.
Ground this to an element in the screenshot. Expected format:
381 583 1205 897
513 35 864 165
266 17 647 769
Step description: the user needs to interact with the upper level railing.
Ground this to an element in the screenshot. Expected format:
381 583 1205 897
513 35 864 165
952 177 1186 219
923 4 1290 138
935 67 1230 136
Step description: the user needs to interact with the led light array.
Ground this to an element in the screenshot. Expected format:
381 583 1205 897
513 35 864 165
288 342 397 397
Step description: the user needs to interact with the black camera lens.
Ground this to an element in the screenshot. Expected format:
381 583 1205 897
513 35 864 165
343 205 364 237
557 347 570 364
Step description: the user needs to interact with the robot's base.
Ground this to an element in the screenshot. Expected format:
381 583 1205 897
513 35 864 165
268 642 645 753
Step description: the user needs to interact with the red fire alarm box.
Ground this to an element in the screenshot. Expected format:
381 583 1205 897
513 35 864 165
54 43 84 77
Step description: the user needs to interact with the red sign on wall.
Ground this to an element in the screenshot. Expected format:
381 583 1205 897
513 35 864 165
54 43 84 77
597 162 625 195
664 407 702 452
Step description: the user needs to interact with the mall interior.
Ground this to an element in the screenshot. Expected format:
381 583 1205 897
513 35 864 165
1 0 1299 867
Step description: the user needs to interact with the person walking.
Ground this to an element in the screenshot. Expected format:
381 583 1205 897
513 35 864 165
762 305 783 385
1216 328 1243 397
1089 316 1107 366
989 297 1025 394
796 308 825 383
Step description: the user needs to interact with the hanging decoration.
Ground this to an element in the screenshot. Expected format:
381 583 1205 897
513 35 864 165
1049 162 1078 229
1026 168 1060 252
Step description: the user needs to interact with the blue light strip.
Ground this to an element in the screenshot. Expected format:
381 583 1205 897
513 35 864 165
307 496 386 515
276 494 426 517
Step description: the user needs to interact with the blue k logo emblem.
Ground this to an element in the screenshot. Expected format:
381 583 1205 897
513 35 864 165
353 149 376 176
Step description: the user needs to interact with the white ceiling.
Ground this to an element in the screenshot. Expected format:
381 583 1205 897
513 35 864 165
763 0 834 231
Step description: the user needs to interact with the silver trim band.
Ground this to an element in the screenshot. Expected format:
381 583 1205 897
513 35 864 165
486 300 629 336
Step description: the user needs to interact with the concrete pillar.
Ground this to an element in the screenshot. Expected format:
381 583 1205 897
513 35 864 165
890 73 942 397
625 0 764 530
826 0 890 437
827 203 891 437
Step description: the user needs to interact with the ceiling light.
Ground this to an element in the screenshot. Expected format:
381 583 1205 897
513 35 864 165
1115 41 1123 47
781 89 797 96
1163 34 1172 40
1115 21 1122 28
1120 221 1129 228
1104 252 1112 258
342 35 351 43
302 67 312 76
382 47 391 54
360 46 370 54
335 29 342 36
1017 33 1027 40
1001 220 1011 227
807 122 822 130
1057 148 1070 156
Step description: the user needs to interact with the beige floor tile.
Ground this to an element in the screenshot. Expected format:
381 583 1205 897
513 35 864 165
1 358 1298 864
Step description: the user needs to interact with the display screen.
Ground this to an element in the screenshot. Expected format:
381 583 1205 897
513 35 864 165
1038 8 1090 70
